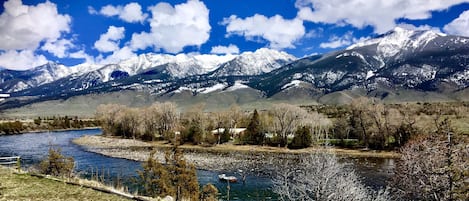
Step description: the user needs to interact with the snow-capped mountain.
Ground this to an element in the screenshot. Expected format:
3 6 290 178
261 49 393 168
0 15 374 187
0 48 293 97
1 28 468 110
253 28 469 96
0 62 100 93
210 48 296 77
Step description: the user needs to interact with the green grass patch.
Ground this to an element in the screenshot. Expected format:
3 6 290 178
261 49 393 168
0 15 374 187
0 167 130 201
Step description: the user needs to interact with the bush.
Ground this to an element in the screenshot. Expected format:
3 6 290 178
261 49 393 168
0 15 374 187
39 147 75 177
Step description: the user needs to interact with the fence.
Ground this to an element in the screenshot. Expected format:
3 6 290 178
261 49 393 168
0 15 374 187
0 156 21 170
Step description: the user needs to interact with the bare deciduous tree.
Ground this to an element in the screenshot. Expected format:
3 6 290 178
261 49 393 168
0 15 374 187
270 103 310 147
390 118 469 200
273 152 389 201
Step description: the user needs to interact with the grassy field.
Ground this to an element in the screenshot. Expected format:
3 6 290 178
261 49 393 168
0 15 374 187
0 167 130 201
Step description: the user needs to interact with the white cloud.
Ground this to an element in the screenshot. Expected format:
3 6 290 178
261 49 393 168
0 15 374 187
0 50 48 70
97 46 136 64
94 26 125 53
222 14 305 49
98 2 147 23
444 10 469 37
210 44 240 55
0 0 71 50
296 0 469 34
397 23 442 33
129 0 211 53
69 50 95 64
87 6 98 15
320 32 368 49
100 5 120 16
41 39 74 58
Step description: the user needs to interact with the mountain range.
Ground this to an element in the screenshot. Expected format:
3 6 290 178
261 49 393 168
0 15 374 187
1 27 468 116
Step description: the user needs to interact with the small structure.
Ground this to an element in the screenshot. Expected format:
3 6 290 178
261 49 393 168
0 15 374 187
218 174 237 183
211 128 246 139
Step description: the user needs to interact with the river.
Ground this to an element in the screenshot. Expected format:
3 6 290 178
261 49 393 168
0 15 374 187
0 129 395 200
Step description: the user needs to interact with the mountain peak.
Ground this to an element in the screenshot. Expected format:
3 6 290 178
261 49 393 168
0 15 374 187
211 48 296 76
346 27 447 58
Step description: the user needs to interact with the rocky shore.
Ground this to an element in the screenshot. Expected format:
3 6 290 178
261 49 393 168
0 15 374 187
73 135 398 175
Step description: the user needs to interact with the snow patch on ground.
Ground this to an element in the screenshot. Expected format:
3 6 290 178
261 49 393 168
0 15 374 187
226 81 250 91
197 83 227 94
281 80 304 90
366 71 375 80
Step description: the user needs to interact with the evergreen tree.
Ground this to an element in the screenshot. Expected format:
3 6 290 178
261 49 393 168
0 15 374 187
39 147 75 177
137 148 201 200
220 126 231 144
289 126 312 149
243 109 264 145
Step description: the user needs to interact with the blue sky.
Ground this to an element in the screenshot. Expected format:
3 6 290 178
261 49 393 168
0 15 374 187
1 0 469 70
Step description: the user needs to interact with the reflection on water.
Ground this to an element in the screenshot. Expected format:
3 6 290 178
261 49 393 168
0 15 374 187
0 129 395 200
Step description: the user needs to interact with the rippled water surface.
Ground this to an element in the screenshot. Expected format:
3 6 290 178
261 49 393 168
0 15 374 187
0 129 394 200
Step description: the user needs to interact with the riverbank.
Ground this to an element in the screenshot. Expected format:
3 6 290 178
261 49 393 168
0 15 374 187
0 166 133 201
0 127 100 136
73 135 399 174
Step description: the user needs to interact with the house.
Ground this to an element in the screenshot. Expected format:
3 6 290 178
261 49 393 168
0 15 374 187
211 128 246 139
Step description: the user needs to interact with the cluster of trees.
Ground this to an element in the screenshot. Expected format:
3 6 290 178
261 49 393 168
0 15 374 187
137 148 218 201
97 100 467 151
331 98 423 149
0 116 99 135
97 102 331 149
0 121 23 135
34 116 99 130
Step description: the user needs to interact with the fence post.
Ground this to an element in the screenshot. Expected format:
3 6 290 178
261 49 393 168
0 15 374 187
16 157 21 172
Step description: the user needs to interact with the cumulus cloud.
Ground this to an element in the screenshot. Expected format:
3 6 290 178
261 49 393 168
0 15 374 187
296 0 469 34
222 14 305 49
320 32 368 49
96 2 148 23
96 46 136 64
0 50 48 70
444 10 469 37
397 23 442 33
210 44 240 55
41 39 74 58
129 0 211 53
94 26 125 53
69 50 96 64
0 0 71 50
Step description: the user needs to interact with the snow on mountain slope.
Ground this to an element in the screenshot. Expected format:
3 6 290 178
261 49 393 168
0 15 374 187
0 62 101 93
91 53 236 82
211 48 296 76
347 27 446 58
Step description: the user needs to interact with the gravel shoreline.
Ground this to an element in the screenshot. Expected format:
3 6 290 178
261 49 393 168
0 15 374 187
73 135 283 174
73 135 398 175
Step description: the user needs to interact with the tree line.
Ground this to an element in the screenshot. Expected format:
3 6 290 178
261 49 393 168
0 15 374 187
96 100 468 150
96 102 331 149
0 116 99 135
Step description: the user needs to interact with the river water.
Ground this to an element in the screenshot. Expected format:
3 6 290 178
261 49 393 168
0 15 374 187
0 129 394 200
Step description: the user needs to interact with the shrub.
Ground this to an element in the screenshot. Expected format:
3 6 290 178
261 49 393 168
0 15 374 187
39 147 74 177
